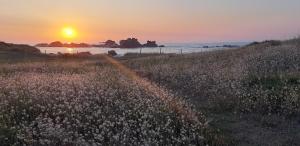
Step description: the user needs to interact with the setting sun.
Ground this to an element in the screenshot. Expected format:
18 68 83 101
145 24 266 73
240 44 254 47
0 1 299 145
62 27 77 39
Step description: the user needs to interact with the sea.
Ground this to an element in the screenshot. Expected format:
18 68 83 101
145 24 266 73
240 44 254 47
38 42 249 56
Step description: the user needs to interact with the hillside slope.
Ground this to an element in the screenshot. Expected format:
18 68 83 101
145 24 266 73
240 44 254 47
0 42 47 62
123 38 300 145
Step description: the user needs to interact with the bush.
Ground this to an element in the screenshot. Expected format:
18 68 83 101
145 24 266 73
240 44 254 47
108 50 117 56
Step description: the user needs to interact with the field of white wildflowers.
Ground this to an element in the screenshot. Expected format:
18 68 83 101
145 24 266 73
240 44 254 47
124 39 300 145
125 40 299 116
0 38 299 146
0 60 211 145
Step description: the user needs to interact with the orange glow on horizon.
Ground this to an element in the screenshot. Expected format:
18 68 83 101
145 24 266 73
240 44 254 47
62 27 77 39
0 1 299 43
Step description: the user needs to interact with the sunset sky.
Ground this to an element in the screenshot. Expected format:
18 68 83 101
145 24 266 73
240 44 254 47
0 0 300 44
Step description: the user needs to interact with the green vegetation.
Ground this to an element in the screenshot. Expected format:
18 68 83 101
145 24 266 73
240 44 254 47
123 38 300 145
0 38 299 145
0 42 48 63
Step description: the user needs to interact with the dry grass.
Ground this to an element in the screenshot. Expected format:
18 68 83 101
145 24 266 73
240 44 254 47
0 59 214 145
123 40 300 145
0 39 299 145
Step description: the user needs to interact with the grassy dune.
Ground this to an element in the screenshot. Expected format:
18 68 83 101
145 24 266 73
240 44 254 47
0 38 299 145
0 60 212 145
123 39 300 145
124 39 299 115
0 42 47 63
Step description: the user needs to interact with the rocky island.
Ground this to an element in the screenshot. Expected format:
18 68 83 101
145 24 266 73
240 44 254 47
36 41 91 48
36 38 164 48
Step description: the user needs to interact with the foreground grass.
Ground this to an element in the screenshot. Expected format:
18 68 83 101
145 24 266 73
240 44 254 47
123 39 300 145
0 59 217 145
0 38 299 145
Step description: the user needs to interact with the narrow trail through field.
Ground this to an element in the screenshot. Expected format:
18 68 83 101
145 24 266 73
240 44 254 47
101 55 201 122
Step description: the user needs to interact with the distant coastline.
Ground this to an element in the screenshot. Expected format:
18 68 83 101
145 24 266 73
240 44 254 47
36 38 165 48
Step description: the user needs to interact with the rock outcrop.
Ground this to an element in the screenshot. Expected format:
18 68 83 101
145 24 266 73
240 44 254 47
143 41 158 47
36 41 91 48
36 38 165 49
119 38 142 48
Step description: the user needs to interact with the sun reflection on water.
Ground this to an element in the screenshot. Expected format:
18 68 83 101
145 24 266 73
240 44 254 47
67 48 75 54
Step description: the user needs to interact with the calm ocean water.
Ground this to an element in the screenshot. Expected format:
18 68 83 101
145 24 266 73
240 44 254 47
38 42 249 55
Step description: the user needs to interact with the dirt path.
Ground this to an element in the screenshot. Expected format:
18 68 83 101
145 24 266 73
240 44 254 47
101 54 203 122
